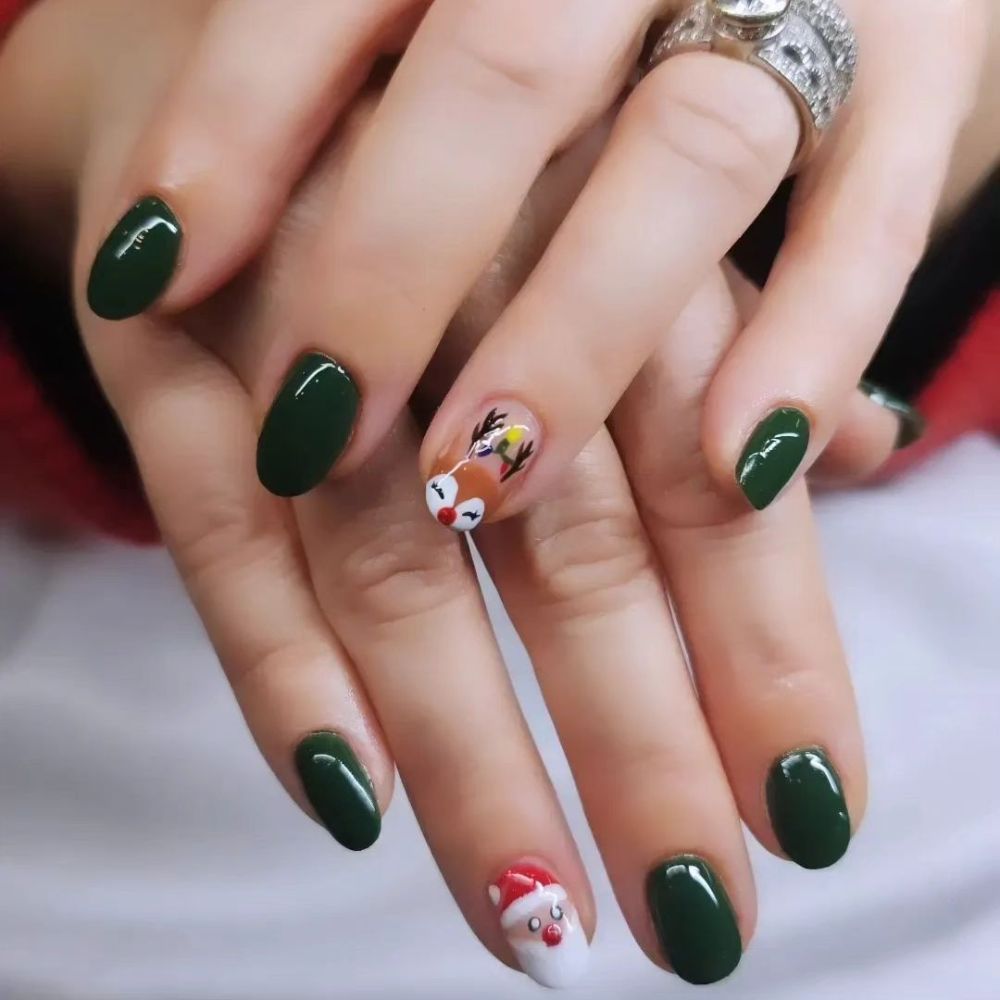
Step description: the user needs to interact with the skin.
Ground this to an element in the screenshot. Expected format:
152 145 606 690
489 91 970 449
54 0 988 526
0 0 997 985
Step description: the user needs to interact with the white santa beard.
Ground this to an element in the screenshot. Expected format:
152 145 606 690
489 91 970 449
510 926 589 989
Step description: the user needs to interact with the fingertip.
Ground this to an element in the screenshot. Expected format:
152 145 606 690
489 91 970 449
812 384 925 487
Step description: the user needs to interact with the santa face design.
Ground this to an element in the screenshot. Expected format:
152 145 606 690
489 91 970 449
425 401 540 532
488 862 589 989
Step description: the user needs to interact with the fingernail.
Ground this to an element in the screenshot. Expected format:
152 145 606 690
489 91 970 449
257 352 359 497
425 401 540 532
646 855 742 986
767 747 851 870
295 732 380 851
859 380 926 450
736 406 810 510
488 861 589 989
87 196 182 320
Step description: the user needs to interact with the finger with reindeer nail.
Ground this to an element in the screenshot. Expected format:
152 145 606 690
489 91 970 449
425 402 540 532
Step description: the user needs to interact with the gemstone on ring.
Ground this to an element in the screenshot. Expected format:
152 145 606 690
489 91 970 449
710 0 790 25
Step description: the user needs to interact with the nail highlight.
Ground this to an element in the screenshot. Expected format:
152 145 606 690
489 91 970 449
859 380 926 450
87 196 182 320
736 406 810 510
295 732 380 851
646 855 742 985
488 862 588 988
425 401 540 531
257 352 359 497
767 747 851 870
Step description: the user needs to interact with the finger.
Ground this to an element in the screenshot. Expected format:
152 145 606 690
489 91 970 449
703 0 985 509
419 53 798 529
811 381 925 486
252 0 657 497
292 423 594 990
79 315 393 852
722 264 926 485
84 0 417 320
614 271 866 871
476 429 755 986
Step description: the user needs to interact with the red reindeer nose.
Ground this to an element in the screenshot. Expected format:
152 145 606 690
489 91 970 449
437 507 457 526
542 923 563 948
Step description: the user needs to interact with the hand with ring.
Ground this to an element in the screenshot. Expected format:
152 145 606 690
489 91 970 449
1 2 934 988
76 0 986 526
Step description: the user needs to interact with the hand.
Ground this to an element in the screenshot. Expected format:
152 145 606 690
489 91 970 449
1 2 914 988
61 0 986 527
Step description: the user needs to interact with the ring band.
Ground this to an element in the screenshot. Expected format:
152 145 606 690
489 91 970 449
646 0 858 173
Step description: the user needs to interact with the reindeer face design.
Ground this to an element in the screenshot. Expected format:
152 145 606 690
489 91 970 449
425 466 489 532
425 402 540 532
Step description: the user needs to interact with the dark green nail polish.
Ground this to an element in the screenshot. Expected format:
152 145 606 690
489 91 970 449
646 855 742 986
767 747 851 870
295 732 380 851
87 196 182 320
257 352 359 497
859 380 926 450
736 407 810 510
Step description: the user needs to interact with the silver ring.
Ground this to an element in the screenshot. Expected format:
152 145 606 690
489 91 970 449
646 0 858 173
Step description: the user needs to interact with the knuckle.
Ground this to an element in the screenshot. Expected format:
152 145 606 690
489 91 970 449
524 494 658 619
713 624 836 708
335 508 470 628
443 0 599 102
167 487 280 599
631 60 791 201
623 434 745 532
868 195 932 273
224 637 330 695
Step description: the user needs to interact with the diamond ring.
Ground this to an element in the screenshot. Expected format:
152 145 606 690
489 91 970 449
647 0 858 172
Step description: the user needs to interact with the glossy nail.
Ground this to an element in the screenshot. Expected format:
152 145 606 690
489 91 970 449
425 401 540 532
257 352 359 497
87 196 182 320
767 747 851 870
859 380 926 450
295 732 380 851
646 855 742 986
488 862 588 988
736 406 810 510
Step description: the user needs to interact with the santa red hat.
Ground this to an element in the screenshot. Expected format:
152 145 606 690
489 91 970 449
488 865 567 929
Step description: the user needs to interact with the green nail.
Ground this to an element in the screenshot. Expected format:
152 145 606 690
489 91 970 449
859 380 926 450
87 196 182 320
767 747 851 870
736 407 810 510
257 352 359 497
646 855 742 985
295 732 381 851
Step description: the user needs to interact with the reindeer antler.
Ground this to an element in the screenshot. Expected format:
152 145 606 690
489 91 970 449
500 440 535 483
470 408 508 447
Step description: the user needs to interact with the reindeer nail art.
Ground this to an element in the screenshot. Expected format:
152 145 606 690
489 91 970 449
488 862 589 989
425 402 539 532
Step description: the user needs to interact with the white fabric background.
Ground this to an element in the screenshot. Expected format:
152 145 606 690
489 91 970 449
1 436 999 1000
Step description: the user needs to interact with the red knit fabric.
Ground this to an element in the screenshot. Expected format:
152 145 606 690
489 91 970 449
885 290 1000 478
0 330 158 542
0 0 26 37
0 0 157 542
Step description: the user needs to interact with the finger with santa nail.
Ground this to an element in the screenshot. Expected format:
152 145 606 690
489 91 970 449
290 421 595 990
488 862 590 989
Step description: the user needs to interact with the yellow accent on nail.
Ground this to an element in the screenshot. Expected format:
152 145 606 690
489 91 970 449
505 427 524 444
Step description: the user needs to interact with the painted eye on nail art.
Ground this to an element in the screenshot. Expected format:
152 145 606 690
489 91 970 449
528 917 542 933
551 905 563 921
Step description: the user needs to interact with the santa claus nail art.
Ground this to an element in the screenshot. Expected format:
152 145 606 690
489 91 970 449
488 862 589 989
425 402 539 531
